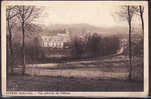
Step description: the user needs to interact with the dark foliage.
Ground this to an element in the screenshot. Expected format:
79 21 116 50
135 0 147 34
70 37 85 58
102 36 120 56
123 37 143 57
25 37 45 63
85 33 103 57
70 33 120 58
7 41 23 74
132 38 143 57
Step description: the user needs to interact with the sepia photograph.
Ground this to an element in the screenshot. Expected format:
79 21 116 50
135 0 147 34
1 1 149 97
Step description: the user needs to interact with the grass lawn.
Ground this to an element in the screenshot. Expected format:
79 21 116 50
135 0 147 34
7 55 143 91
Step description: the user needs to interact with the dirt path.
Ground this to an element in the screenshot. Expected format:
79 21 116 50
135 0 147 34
26 68 129 80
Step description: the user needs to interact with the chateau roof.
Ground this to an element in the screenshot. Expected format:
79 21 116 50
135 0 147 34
41 32 70 42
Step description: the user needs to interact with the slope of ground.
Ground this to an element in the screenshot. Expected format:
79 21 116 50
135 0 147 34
7 55 143 91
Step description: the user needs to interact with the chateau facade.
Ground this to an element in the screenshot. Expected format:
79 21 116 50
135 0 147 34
41 29 70 48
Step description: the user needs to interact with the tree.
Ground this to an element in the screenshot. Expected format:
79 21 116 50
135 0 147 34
16 6 41 75
86 33 102 57
130 5 144 34
6 6 18 73
70 37 85 58
139 5 144 34
116 5 137 80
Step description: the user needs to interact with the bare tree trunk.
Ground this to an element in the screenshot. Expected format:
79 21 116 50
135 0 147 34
6 36 9 75
22 22 26 75
9 29 14 73
128 6 132 80
16 6 41 75
7 20 14 73
139 6 144 34
9 31 13 55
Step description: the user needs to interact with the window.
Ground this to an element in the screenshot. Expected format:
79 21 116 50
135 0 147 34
44 42 47 47
54 42 56 47
49 42 52 47
60 42 63 48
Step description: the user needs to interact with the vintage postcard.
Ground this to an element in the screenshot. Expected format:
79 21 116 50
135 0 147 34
1 1 149 97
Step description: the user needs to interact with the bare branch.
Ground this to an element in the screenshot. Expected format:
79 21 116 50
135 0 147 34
24 6 34 21
6 6 17 11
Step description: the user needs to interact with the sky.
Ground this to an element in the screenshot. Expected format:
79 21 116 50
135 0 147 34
34 4 140 28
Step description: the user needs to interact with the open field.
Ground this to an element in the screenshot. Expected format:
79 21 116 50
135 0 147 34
7 55 143 91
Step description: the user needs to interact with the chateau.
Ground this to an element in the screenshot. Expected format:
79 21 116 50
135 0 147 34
40 29 71 48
